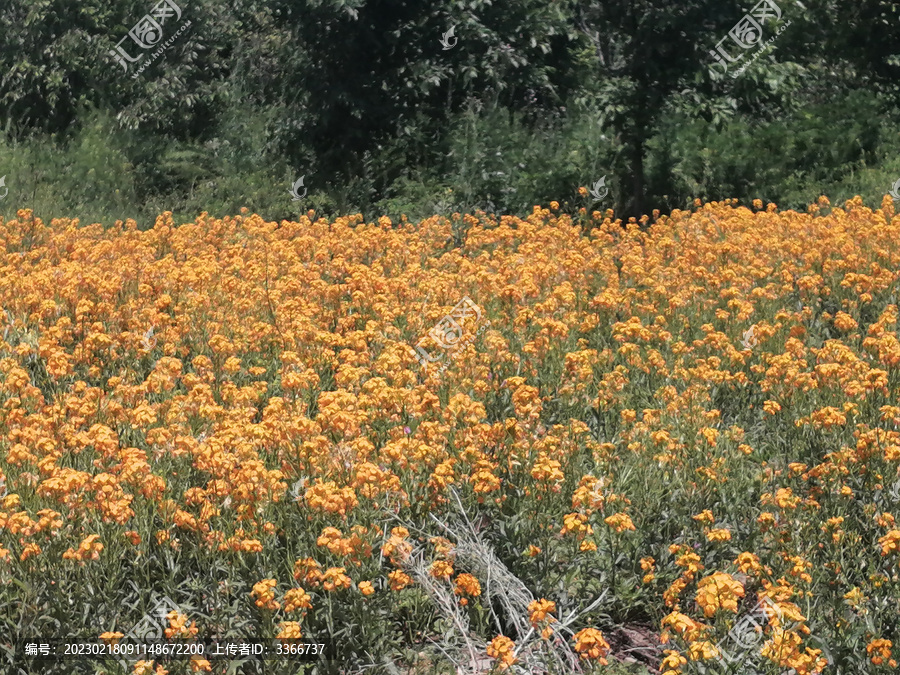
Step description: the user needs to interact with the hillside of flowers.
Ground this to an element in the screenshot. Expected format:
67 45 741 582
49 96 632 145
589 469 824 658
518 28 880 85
2 196 900 674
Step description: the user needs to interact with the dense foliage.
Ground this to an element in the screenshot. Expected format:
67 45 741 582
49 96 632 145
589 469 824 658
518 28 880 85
3 198 900 673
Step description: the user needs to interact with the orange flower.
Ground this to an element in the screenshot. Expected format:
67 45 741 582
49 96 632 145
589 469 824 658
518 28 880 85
189 656 212 672
132 661 167 675
251 579 280 610
572 628 610 663
293 558 323 587
695 572 745 617
454 573 481 601
277 622 303 640
527 599 557 626
660 649 687 675
322 567 352 591
62 535 103 564
604 512 636 532
868 639 892 666
878 530 900 556
100 631 124 645
388 570 412 591
688 640 719 661
706 528 731 542
429 560 454 581
283 588 313 612
164 612 198 639
487 636 517 670
20 543 42 561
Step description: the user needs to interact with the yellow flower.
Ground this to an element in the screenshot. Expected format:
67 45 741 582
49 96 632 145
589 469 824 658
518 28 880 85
706 528 731 542
604 512 636 532
688 640 719 661
843 586 865 609
695 572 745 616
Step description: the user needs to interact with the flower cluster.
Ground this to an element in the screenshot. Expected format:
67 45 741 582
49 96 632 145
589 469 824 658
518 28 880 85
2 198 899 670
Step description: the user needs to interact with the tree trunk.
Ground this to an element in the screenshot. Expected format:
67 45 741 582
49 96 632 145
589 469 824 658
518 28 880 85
630 133 645 220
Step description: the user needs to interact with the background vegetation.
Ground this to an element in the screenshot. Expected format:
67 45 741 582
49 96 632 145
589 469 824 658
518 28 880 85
1 0 899 226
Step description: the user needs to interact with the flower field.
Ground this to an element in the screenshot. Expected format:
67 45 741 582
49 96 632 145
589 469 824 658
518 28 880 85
2 196 900 674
